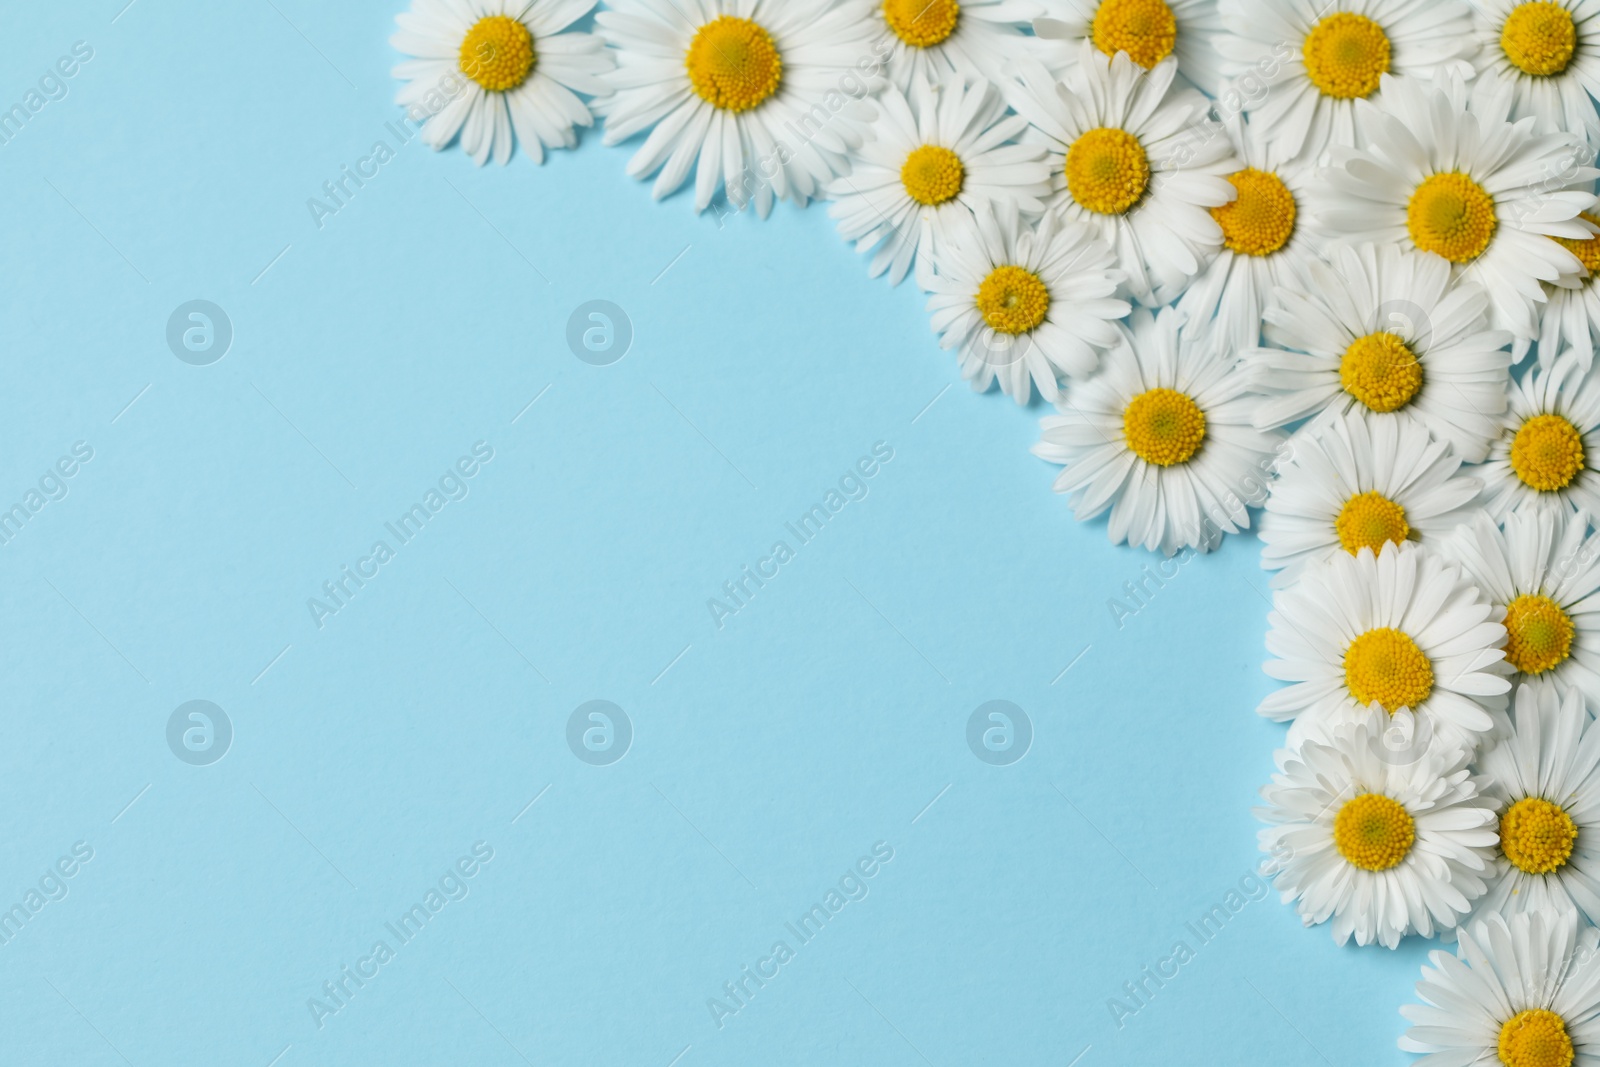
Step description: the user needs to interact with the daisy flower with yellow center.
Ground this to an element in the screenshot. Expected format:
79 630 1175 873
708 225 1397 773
873 0 1046 90
1259 541 1512 756
1480 350 1600 521
1004 43 1240 306
1033 0 1225 94
1459 683 1600 933
1402 911 1600 1066
1215 0 1476 165
824 75 1050 288
1256 704 1497 948
1469 0 1600 146
1032 307 1284 555
925 199 1129 403
1445 512 1600 705
1541 212 1600 373
594 0 880 217
1257 411 1483 586
1247 243 1513 463
390 0 613 165
1175 117 1319 351
1312 71 1599 342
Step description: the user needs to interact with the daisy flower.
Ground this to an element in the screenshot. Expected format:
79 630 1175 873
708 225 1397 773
1467 682 1600 934
1174 117 1319 352
1468 0 1600 146
926 199 1129 403
824 74 1050 288
1031 307 1284 555
594 0 880 216
1215 0 1477 166
1257 411 1484 586
390 0 613 165
1256 704 1497 948
1480 349 1600 521
1401 911 1600 1065
1246 243 1513 463
872 0 1044 91
1541 212 1600 373
1444 511 1600 703
1004 45 1239 306
1310 70 1599 342
1259 541 1512 754
1033 0 1226 94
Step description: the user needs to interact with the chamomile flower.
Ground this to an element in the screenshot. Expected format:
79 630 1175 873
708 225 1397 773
390 0 613 165
1258 411 1484 586
595 0 879 216
1215 0 1477 166
1444 512 1600 703
1259 541 1512 753
1541 212 1600 373
926 199 1129 402
872 0 1044 91
1256 704 1497 948
1033 0 1226 93
1174 117 1318 352
1031 307 1284 555
1469 0 1600 146
1246 243 1513 463
824 75 1050 288
1480 349 1600 521
1401 911 1600 1066
1004 45 1239 306
1466 682 1600 933
1311 71 1599 342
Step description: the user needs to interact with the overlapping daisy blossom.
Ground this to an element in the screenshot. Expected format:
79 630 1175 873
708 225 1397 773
385 0 1600 1056
1464 682 1600 931
1261 542 1512 756
1032 307 1284 554
1444 511 1600 703
1312 70 1599 342
1257 704 1497 948
1257 411 1483 585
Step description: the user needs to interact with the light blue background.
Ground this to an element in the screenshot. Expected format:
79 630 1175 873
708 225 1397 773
1 3 1431 1064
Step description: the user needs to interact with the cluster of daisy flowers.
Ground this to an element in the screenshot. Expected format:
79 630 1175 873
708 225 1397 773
392 0 1600 1058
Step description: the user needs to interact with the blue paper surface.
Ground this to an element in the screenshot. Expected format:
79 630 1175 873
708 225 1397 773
1 3 1430 1064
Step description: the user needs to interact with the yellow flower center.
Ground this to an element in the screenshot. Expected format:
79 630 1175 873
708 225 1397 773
1344 627 1434 711
1500 797 1579 875
1502 1 1579 77
1335 491 1411 556
1407 172 1498 263
900 145 966 207
1091 0 1178 68
882 0 961 48
1511 413 1587 492
1121 389 1207 467
1065 127 1150 216
1498 1008 1576 1067
975 265 1051 335
1333 793 1415 871
1555 212 1600 273
685 16 783 113
1302 12 1391 99
459 15 536 92
1340 331 1423 413
1504 594 1577 674
1211 168 1297 256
